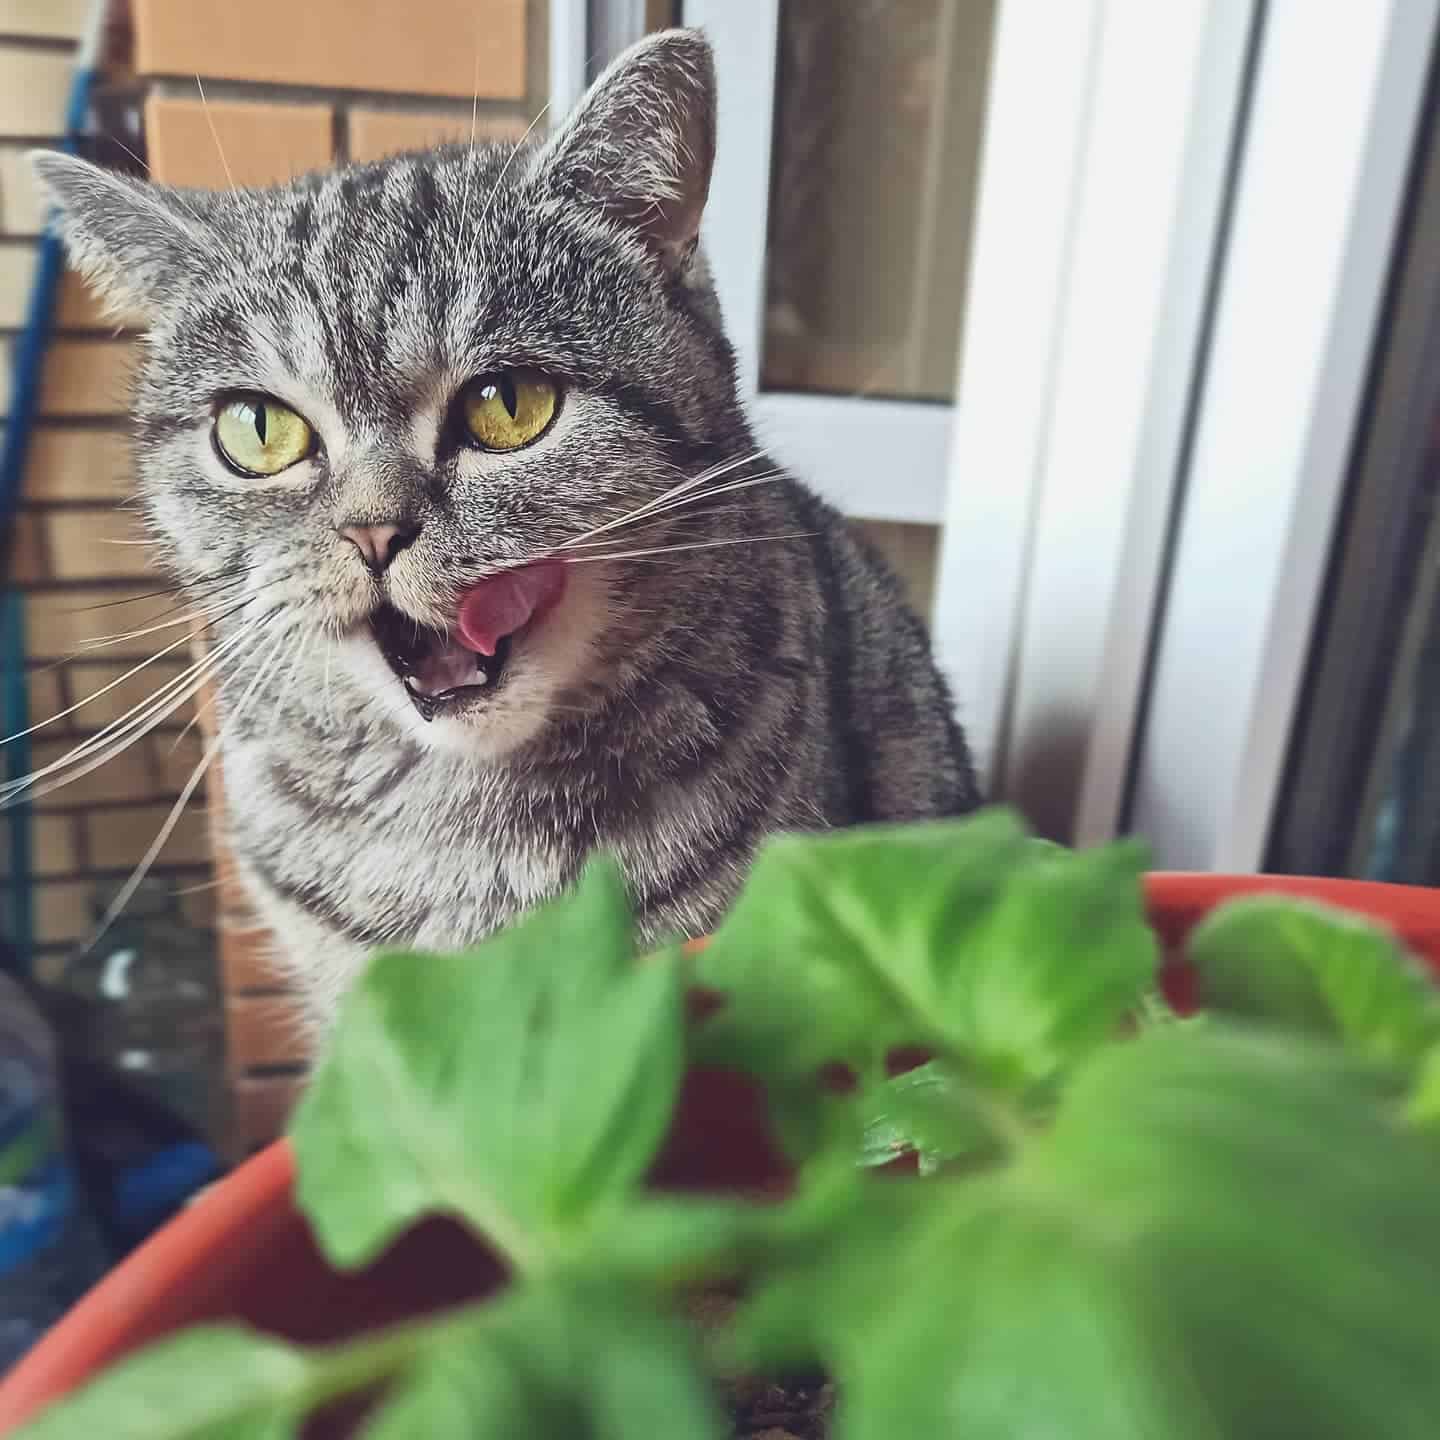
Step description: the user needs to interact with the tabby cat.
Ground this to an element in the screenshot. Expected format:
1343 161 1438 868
32 29 979 1030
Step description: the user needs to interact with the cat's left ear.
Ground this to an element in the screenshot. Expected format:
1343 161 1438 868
529 28 716 273
27 150 221 320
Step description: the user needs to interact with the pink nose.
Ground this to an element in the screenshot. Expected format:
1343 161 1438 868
340 523 417 574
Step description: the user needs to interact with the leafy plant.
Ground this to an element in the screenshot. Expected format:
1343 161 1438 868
21 809 1440 1438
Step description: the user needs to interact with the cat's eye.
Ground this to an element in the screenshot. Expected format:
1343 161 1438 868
462 370 560 452
213 395 314 476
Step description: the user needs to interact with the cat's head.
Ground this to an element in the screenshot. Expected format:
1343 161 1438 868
33 29 754 758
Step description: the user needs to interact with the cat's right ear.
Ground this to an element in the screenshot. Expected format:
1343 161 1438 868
27 151 217 320
528 28 716 274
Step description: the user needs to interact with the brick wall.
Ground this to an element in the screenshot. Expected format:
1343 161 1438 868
1 6 216 979
4 0 541 1155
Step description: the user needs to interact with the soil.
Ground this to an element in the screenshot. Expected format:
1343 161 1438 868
686 1288 834 1439
726 1376 835 1439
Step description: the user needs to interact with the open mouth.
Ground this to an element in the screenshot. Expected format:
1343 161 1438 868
369 561 566 722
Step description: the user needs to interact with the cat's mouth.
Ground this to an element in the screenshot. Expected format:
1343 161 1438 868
369 561 567 722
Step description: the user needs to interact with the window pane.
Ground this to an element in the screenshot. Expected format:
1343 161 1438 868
761 0 995 402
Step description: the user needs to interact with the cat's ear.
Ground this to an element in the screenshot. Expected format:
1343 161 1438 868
529 28 716 272
27 151 218 319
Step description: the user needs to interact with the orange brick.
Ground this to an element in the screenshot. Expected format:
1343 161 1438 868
25 664 63 732
7 508 46 584
230 1074 307 1155
67 657 191 732
227 995 308 1069
32 813 79 876
34 880 91 945
0 1 91 39
0 240 35 326
346 107 526 164
134 0 525 101
220 921 287 994
31 735 157 809
150 726 206 795
1 144 48 234
46 506 157 581
86 799 209 869
20 339 137 418
23 428 133 503
0 48 70 137
144 95 335 190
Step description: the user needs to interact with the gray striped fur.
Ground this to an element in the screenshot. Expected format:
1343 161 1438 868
34 30 979 1031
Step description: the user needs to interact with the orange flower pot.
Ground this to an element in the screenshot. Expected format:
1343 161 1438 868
5 873 1440 1434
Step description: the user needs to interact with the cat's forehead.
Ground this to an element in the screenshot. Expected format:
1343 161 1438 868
177 143 643 429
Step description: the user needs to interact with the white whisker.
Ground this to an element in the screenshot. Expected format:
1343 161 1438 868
75 591 250 650
85 629 288 949
562 473 784 547
561 532 814 565
560 449 767 550
2 625 204 746
479 102 551 229
0 617 270 808
195 77 236 192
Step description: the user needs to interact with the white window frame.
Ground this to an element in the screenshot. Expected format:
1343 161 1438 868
684 0 1267 810
940 0 1258 833
1129 0 1440 872
554 0 1434 868
685 0 951 526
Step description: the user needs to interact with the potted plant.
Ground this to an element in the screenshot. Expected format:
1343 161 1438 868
6 807 1440 1438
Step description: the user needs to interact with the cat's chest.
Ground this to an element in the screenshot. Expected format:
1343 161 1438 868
222 727 568 945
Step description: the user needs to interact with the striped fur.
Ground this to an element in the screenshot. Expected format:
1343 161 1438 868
34 31 979 1031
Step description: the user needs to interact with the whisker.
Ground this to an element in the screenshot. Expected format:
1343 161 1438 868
561 532 815 565
562 474 784 547
75 590 252 650
67 565 252 618
479 101 552 230
453 30 482 276
12 631 262 809
84 627 288 949
195 76 236 192
0 616 270 808
559 450 768 550
2 625 210 746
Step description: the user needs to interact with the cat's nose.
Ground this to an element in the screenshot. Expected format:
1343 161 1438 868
340 522 419 575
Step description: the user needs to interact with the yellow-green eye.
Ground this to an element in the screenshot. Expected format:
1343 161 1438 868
462 370 560 451
213 396 314 476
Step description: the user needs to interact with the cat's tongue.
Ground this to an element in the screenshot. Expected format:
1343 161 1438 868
456 561 567 656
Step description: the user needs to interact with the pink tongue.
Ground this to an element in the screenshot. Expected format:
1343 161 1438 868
456 561 567 656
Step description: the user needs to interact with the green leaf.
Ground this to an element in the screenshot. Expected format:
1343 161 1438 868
362 1286 723 1440
858 1061 1001 1175
15 1328 308 1440
291 858 684 1272
695 811 1155 1152
1187 896 1440 1068
744 1025 1440 1439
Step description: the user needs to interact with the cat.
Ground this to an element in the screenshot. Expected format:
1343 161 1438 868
32 28 980 1032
